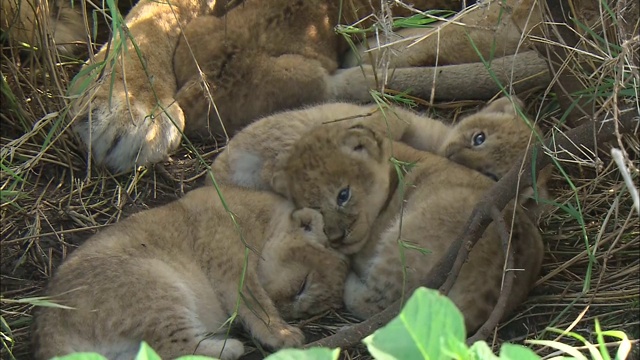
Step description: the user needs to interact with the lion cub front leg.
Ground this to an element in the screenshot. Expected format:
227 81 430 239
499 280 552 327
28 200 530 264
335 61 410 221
222 270 305 349
70 0 210 172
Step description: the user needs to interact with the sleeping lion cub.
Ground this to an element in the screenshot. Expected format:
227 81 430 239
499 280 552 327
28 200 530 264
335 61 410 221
271 118 545 333
32 185 348 359
206 96 547 331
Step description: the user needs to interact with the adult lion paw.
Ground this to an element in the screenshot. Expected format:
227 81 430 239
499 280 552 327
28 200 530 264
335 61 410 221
65 0 199 173
71 75 185 173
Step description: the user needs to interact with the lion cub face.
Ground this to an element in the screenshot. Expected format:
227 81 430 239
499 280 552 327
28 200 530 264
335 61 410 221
271 124 393 254
440 97 542 181
259 208 349 319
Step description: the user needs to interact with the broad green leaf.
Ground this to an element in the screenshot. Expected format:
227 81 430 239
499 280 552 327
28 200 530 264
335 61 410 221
469 341 498 360
442 332 471 360
135 342 161 360
498 343 539 360
265 347 340 360
363 287 466 360
52 353 108 360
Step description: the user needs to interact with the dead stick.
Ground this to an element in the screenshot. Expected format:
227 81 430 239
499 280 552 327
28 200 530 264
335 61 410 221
304 110 638 350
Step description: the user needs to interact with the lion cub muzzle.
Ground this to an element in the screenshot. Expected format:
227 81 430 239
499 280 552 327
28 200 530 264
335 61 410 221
324 224 347 246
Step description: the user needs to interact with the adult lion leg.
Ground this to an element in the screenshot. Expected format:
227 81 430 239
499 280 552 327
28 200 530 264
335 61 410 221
343 0 543 68
336 0 546 102
69 0 218 173
334 51 550 101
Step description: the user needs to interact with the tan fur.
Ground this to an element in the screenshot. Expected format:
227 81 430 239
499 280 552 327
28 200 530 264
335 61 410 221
343 0 543 68
67 0 450 172
209 102 450 190
268 104 545 332
32 185 348 359
1 0 88 56
209 97 552 213
336 0 547 101
172 0 456 139
439 96 553 219
65 0 543 173
68 0 228 173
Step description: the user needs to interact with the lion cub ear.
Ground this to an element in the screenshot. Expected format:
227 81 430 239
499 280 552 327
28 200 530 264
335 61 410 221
291 208 328 246
340 125 384 161
482 96 525 115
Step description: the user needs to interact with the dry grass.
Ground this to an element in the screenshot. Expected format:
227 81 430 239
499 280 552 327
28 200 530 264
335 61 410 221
1 0 638 359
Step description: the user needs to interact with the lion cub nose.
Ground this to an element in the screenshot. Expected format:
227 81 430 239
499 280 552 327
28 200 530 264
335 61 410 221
324 225 346 245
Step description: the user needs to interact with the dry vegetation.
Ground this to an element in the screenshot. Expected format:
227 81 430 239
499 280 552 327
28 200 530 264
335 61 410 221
1 0 638 359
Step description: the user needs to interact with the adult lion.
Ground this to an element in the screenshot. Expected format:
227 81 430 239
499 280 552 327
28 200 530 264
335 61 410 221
3 0 544 172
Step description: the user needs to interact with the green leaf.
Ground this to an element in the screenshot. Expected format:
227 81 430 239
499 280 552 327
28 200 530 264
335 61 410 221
1 296 74 310
363 287 466 360
498 343 540 360
135 342 161 360
393 11 456 28
600 330 632 360
527 340 587 360
469 341 498 360
265 347 340 360
52 354 108 360
400 240 432 255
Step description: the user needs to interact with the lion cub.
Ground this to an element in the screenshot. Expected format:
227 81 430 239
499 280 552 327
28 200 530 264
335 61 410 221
270 118 545 332
209 102 450 190
439 96 552 219
210 97 550 210
32 185 348 359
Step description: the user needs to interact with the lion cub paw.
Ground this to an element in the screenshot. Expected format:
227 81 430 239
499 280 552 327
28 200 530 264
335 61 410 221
261 323 305 350
196 338 245 360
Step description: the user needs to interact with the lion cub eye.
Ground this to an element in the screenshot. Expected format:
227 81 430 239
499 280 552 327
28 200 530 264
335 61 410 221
336 187 351 207
297 274 309 297
472 131 486 147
